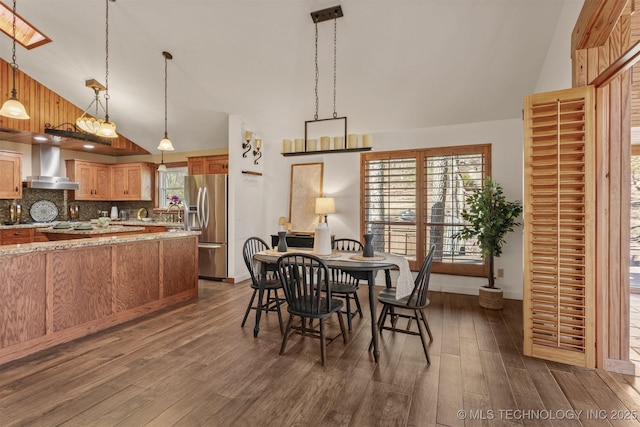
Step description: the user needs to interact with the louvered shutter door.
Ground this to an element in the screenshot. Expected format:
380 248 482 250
523 86 596 368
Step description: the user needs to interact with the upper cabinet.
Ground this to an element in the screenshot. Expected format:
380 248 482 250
66 160 111 201
0 150 22 199
187 155 228 175
66 160 152 201
111 163 152 201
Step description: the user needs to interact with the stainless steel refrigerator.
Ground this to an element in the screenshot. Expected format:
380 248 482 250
184 174 228 279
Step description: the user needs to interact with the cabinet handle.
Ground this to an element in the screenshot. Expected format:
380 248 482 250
15 186 18 191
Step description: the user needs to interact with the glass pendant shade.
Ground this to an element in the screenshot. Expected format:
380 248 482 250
157 136 174 151
96 120 117 138
76 116 104 134
157 163 167 172
0 98 29 119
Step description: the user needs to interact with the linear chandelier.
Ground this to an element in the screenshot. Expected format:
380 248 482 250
76 79 107 134
304 5 346 150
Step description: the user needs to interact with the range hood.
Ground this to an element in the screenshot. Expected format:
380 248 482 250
24 145 80 190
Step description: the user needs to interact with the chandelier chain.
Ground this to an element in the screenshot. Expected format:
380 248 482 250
9 0 18 98
164 54 168 138
314 20 319 121
104 0 110 121
333 14 337 119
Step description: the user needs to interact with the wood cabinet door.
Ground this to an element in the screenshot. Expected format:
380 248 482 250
204 157 228 174
0 151 22 199
188 157 204 175
523 86 595 368
125 165 142 199
75 162 96 200
94 164 111 200
111 165 128 200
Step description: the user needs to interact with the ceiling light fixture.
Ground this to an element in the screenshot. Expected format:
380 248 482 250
157 150 167 172
0 0 29 120
76 79 107 134
304 5 345 149
95 0 117 138
157 51 174 151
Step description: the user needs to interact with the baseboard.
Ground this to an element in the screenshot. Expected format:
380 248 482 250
604 358 636 375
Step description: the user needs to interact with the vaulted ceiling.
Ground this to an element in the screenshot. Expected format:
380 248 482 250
2 0 569 155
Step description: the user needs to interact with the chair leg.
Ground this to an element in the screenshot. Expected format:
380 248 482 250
370 304 389 352
280 314 294 356
353 292 363 318
377 304 389 333
418 309 433 341
337 311 348 343
345 294 353 331
274 290 284 335
414 309 431 364
319 319 326 366
241 288 258 327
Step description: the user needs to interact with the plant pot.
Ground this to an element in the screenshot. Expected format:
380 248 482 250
478 286 503 310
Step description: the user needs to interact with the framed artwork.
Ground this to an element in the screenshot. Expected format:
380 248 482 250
289 162 324 232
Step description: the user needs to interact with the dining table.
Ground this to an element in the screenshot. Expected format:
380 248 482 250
252 248 409 363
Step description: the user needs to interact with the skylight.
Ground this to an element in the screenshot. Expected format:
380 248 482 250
0 1 50 49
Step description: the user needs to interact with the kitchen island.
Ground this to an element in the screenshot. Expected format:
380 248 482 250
0 230 200 365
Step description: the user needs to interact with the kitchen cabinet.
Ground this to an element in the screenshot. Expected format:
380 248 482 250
66 160 111 201
111 163 152 201
187 155 228 175
67 160 152 201
0 150 22 199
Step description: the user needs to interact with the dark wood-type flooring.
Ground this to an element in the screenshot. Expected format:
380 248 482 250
1 280 640 426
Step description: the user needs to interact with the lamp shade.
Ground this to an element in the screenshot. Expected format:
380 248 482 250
315 197 336 215
0 98 30 119
96 120 117 138
157 163 167 172
157 137 174 151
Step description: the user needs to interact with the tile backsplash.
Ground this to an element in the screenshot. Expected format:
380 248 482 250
0 188 153 224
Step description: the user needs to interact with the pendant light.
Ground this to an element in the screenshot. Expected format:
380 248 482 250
96 0 117 138
0 0 29 120
157 150 167 172
157 51 174 151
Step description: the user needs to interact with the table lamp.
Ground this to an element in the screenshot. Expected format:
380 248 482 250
315 197 336 224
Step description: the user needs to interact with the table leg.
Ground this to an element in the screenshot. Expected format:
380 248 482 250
368 270 379 363
254 263 267 338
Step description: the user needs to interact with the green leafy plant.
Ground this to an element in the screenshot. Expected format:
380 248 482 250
453 177 522 289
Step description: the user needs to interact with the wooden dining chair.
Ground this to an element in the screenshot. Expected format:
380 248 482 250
320 238 364 330
375 245 435 364
241 237 284 334
277 253 348 366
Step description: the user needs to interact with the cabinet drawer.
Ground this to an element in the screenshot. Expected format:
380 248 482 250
1 228 33 244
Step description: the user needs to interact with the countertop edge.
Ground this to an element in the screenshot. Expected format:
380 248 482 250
0 231 201 256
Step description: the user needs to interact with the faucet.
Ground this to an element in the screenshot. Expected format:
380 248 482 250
166 204 182 222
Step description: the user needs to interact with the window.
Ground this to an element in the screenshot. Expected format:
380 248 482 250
158 166 187 209
361 144 490 275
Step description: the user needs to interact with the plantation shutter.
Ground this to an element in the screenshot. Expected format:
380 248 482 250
523 86 596 368
362 153 419 270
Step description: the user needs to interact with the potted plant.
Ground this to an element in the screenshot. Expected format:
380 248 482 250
453 177 522 309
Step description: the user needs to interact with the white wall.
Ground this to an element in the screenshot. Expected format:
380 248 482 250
228 114 265 283
534 0 584 93
263 118 525 299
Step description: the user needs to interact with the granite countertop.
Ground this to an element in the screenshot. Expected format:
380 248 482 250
114 220 184 228
0 230 200 256
39 225 146 235
0 220 184 230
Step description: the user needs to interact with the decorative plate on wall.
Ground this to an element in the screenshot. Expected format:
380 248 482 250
30 200 59 223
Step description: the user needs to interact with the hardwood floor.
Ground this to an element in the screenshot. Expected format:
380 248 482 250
1 280 640 426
